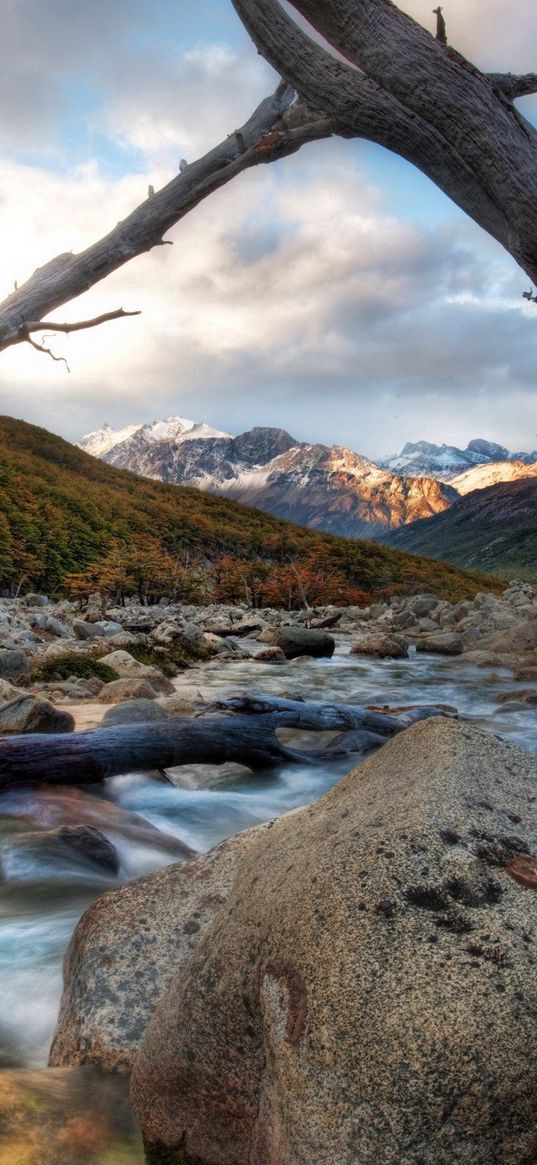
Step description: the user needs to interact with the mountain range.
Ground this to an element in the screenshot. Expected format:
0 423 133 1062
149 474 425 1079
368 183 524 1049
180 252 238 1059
79 418 537 550
0 415 490 604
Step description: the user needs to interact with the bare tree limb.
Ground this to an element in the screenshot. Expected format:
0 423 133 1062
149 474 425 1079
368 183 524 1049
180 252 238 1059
0 83 339 353
489 73 537 100
23 331 71 372
24 308 142 335
232 0 537 285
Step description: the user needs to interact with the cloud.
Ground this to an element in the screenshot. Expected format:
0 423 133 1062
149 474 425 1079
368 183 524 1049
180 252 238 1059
0 1 536 462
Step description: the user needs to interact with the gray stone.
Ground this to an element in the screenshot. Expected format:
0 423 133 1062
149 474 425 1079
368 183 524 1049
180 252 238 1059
10 825 119 876
0 649 31 686
49 825 268 1074
131 720 537 1165
416 632 463 655
0 696 74 735
101 699 171 726
350 634 408 659
96 679 159 704
257 626 335 659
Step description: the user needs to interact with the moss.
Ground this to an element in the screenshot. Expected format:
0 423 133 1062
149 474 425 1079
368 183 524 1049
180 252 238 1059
126 642 211 677
31 653 119 683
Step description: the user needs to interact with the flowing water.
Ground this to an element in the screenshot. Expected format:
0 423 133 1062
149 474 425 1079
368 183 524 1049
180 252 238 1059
0 639 536 1159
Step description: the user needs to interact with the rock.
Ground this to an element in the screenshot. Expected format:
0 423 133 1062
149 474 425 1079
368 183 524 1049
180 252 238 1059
407 594 440 616
73 620 105 640
514 666 537 682
479 620 537 655
350 635 408 659
101 699 171 726
416 632 463 655
0 696 75 735
157 693 197 716
19 593 51 607
496 688 537 706
253 646 287 663
30 614 71 639
100 649 175 694
132 719 537 1165
49 825 268 1074
0 678 26 702
257 627 335 659
96 679 160 704
9 825 119 876
0 648 31 686
461 650 503 668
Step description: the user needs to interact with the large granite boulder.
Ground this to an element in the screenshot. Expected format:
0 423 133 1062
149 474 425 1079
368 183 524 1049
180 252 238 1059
49 825 268 1074
131 719 537 1165
350 634 408 658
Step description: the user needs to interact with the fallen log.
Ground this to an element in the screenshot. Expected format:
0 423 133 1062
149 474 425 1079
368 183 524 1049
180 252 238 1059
0 697 448 790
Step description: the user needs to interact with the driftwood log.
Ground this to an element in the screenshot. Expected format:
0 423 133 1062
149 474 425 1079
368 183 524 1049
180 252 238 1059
0 695 448 790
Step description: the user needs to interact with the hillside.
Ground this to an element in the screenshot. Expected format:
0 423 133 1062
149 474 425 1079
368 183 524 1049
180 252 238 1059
385 478 537 576
79 417 456 538
0 415 494 605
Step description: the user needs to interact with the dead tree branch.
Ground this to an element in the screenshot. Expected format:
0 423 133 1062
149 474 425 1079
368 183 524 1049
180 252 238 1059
0 83 339 354
232 0 537 285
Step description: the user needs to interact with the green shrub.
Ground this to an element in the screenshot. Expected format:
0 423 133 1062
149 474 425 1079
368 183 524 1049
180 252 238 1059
32 652 119 683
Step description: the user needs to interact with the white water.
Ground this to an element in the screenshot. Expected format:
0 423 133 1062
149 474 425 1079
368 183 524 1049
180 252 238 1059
1 639 536 1067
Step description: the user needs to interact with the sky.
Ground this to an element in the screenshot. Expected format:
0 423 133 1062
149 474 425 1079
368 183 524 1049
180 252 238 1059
1 0 537 459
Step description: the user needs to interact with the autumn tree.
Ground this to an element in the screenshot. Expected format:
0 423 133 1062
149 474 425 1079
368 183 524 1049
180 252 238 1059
1 2 537 357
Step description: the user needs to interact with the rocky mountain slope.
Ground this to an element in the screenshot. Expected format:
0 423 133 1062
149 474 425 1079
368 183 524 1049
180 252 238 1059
386 477 537 574
0 415 490 603
79 419 457 539
382 438 537 480
450 459 537 495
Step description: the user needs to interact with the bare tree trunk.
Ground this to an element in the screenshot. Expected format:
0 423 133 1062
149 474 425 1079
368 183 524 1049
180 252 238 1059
2 1 533 356
0 697 446 790
232 0 537 285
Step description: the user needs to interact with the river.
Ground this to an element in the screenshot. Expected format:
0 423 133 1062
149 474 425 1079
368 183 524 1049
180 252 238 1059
1 639 536 1157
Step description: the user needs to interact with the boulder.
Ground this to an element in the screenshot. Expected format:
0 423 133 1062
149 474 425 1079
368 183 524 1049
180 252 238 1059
132 720 537 1165
100 650 175 694
479 620 537 655
461 650 504 668
49 825 268 1074
157 693 197 716
257 627 335 659
0 696 74 735
514 666 537 682
0 648 31 686
9 825 119 876
416 632 463 655
96 679 159 704
496 688 537 707
253 646 287 663
350 635 408 659
101 699 170 726
0 678 26 702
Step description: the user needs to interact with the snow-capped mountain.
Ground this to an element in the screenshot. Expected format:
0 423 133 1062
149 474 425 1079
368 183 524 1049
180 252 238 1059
78 418 456 539
382 438 537 480
450 459 537 495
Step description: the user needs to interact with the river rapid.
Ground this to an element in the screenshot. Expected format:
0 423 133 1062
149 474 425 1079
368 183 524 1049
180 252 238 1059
1 637 537 1077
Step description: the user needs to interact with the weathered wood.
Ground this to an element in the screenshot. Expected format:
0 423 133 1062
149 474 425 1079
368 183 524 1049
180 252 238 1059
0 697 447 789
232 0 537 284
0 85 339 353
3 3 537 356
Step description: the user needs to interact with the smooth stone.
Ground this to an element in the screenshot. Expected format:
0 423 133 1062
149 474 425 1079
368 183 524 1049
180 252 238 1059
49 825 269 1074
132 719 537 1165
0 696 75 735
101 699 170 726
